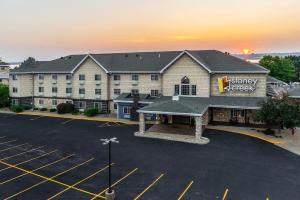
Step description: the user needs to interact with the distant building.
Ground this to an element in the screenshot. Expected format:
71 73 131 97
0 61 10 85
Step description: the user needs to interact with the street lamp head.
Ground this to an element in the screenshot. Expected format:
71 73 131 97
100 137 119 145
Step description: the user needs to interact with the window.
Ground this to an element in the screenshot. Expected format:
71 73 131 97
191 85 197 95
12 75 17 80
174 85 179 95
66 88 72 94
52 74 57 80
95 89 101 95
52 87 58 93
12 99 19 105
151 74 159 81
114 103 117 110
52 99 57 106
181 76 190 84
132 74 139 81
79 88 85 94
12 87 18 93
39 99 44 105
79 74 85 81
232 109 245 117
38 87 44 93
123 106 131 114
38 74 44 80
77 101 86 109
95 74 101 81
94 102 102 110
181 85 190 95
66 100 73 104
114 89 121 95
66 74 72 80
131 89 139 95
113 74 120 81
150 90 159 97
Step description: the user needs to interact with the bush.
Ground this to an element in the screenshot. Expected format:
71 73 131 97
33 107 39 111
84 108 99 117
50 108 57 112
263 128 275 136
10 105 24 113
57 103 74 114
22 105 32 110
39 108 47 111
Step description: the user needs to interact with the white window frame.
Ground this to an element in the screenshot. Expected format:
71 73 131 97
113 74 121 81
94 102 102 110
114 89 121 95
66 74 72 80
52 99 57 106
52 74 58 80
79 74 85 81
12 99 19 105
79 88 85 94
12 87 18 93
150 90 159 97
38 99 44 105
150 74 159 81
38 87 44 93
52 87 58 93
38 74 44 80
123 106 131 115
95 89 101 95
95 74 101 81
78 101 86 109
66 88 72 94
132 74 139 81
12 75 18 80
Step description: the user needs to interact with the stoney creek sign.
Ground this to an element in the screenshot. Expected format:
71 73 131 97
218 76 258 93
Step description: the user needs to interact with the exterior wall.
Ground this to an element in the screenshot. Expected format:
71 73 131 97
9 74 33 98
162 55 210 97
72 58 108 100
0 79 9 85
210 73 267 97
202 110 209 126
34 98 71 109
117 102 156 120
212 108 231 122
109 73 161 99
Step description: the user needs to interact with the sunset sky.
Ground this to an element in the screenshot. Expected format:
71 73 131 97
1 0 300 62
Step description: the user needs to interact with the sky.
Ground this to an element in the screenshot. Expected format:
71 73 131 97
1 0 300 62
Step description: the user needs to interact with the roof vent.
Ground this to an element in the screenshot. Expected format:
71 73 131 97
172 95 179 101
125 54 128 58
224 52 230 55
69 56 72 59
139 55 143 60
158 53 161 58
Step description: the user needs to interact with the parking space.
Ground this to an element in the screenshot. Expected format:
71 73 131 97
0 113 299 199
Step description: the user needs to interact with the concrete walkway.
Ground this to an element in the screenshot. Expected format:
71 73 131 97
16 111 136 124
207 125 300 156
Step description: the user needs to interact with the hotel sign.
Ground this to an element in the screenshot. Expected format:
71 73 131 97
218 76 258 93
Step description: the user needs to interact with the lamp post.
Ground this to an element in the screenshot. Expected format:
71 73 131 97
100 137 119 200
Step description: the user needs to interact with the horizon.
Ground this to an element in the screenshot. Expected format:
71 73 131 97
1 0 300 62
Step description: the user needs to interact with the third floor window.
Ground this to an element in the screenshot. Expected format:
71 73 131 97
52 74 57 80
132 74 139 81
113 75 120 81
38 87 44 93
79 74 85 81
38 74 44 80
79 88 85 94
66 74 72 80
95 74 101 81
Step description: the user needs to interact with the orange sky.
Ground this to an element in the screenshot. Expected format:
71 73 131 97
1 0 300 61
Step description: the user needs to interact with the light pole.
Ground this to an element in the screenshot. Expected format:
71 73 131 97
100 137 119 200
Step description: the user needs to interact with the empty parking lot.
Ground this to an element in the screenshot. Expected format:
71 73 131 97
0 113 299 199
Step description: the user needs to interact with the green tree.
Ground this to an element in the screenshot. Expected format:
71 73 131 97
259 55 295 82
286 55 300 81
0 84 9 107
20 57 36 68
256 96 300 134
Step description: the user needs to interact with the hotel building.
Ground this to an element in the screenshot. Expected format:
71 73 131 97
9 50 269 140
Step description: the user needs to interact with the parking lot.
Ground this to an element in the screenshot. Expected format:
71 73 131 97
0 113 299 199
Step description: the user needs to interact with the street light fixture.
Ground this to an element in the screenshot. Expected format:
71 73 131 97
100 137 119 200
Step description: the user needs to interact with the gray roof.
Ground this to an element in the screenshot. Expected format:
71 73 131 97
288 87 300 98
114 93 157 102
0 61 9 66
134 95 265 116
267 76 287 84
11 50 268 74
0 73 9 79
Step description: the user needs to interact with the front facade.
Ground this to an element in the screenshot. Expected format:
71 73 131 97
10 50 269 139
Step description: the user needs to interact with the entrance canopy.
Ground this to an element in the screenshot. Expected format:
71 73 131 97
137 96 265 116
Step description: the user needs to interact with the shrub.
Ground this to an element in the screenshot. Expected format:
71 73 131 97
57 103 74 114
50 108 57 112
84 108 99 117
39 108 47 111
263 128 275 136
22 105 32 110
10 105 24 113
33 107 39 111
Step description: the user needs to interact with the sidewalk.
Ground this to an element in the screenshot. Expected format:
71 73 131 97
207 125 300 156
17 111 137 124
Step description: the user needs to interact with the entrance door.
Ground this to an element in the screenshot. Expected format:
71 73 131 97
173 115 191 125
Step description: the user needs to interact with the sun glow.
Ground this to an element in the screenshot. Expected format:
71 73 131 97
243 49 251 55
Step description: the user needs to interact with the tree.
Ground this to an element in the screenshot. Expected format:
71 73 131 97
20 57 36 68
259 55 295 82
0 84 9 107
256 96 300 134
286 55 300 81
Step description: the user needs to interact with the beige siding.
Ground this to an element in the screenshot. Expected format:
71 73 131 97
162 55 210 97
109 74 162 99
0 79 9 85
210 73 267 97
10 74 33 97
34 98 71 109
72 58 108 100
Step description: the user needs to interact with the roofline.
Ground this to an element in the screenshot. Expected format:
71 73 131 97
9 72 71 75
109 71 160 74
137 109 203 117
288 96 300 98
212 71 269 74
113 100 154 104
70 54 109 74
159 50 212 74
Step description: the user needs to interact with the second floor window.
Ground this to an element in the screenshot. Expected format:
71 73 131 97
114 89 121 95
52 87 58 93
52 99 57 106
113 75 120 81
151 74 159 81
39 99 44 105
79 74 85 81
38 87 44 93
132 74 139 81
38 74 44 80
95 74 101 81
79 88 85 94
174 77 197 96
12 87 18 93
66 74 72 80
12 75 17 80
95 89 101 95
52 74 57 80
66 88 72 94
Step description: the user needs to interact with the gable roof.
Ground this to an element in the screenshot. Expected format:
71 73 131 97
10 50 269 74
288 87 300 98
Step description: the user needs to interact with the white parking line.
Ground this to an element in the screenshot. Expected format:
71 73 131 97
61 119 74 125
30 116 44 121
0 136 6 139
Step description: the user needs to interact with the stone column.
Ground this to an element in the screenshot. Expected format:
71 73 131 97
168 115 173 124
139 113 145 134
195 116 203 140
